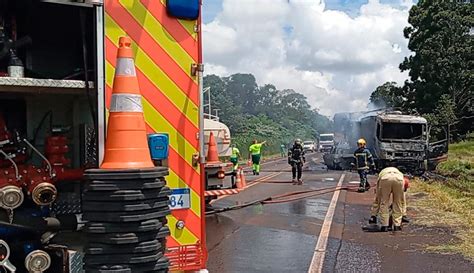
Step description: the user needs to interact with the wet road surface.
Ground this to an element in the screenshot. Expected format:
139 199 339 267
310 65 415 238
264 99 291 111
206 153 343 272
205 153 474 273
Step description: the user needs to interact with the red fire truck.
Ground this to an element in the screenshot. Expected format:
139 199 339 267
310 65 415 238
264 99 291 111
0 0 212 271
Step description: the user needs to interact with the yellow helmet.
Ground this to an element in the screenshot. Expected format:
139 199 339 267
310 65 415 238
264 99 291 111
357 138 366 146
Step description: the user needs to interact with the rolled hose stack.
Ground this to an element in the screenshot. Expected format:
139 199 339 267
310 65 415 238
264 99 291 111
82 167 171 273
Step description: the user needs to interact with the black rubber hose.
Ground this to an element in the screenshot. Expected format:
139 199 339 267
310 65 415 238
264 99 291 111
29 110 52 159
79 8 97 136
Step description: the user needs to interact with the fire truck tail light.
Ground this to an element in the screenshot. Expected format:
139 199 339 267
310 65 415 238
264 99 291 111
217 171 225 179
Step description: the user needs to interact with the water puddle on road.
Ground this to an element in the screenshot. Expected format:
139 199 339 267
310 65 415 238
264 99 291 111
263 198 330 220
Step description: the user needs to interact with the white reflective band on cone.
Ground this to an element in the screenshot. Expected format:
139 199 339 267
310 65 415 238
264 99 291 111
115 58 136 76
110 94 143 112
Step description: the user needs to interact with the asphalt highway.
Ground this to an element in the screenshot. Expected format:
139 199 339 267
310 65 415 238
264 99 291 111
206 152 344 273
205 152 474 273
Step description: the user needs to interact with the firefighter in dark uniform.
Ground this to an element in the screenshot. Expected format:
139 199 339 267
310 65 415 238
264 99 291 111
288 138 305 185
354 138 375 192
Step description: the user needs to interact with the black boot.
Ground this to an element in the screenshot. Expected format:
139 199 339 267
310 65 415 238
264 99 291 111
358 187 365 193
393 226 402 231
369 216 377 224
402 216 410 223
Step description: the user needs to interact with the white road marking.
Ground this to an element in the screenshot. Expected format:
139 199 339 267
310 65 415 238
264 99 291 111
308 173 346 273
348 181 360 184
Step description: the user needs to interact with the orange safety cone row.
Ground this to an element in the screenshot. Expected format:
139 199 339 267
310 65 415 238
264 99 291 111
101 37 154 169
206 132 220 164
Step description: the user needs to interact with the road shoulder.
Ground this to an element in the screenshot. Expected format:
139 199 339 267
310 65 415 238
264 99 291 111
331 172 473 273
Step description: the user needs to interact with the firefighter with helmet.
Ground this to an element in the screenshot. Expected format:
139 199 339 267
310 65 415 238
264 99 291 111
288 138 305 185
354 138 375 192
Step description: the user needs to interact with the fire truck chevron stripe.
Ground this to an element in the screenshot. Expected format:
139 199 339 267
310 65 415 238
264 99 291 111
104 85 199 175
167 215 199 245
105 1 204 267
166 171 201 217
120 0 197 62
172 209 202 241
104 62 198 150
143 124 201 193
105 14 199 107
105 49 199 147
141 0 198 54
112 0 196 79
166 234 180 248
143 115 199 175
157 0 197 37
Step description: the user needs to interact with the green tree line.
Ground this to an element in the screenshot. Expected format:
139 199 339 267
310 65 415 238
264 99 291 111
370 0 473 141
204 73 333 157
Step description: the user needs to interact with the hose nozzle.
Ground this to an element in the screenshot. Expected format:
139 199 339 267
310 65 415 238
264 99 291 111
31 183 57 206
25 250 51 273
0 185 24 210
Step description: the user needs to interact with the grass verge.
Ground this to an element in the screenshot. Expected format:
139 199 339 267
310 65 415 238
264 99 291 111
408 140 473 260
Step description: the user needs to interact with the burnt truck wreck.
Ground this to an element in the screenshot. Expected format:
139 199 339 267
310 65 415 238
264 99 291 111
326 110 447 174
361 113 428 172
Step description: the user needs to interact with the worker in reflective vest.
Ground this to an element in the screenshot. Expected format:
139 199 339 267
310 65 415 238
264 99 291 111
229 144 241 171
353 138 375 192
280 143 287 158
248 140 266 175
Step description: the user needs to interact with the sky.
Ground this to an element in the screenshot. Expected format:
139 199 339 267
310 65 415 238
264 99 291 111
201 0 416 117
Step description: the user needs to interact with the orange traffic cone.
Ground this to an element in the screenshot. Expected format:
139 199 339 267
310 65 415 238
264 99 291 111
238 168 247 189
101 37 154 169
235 169 243 189
206 132 220 164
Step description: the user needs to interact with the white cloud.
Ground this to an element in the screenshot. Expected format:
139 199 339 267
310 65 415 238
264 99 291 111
203 0 413 117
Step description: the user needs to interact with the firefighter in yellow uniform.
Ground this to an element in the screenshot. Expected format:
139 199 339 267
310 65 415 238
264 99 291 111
370 171 410 224
371 167 405 231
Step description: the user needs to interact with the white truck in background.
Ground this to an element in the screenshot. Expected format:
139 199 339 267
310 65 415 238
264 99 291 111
303 140 316 153
319 133 335 153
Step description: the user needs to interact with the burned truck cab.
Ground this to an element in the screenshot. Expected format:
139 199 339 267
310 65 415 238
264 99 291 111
362 113 428 174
